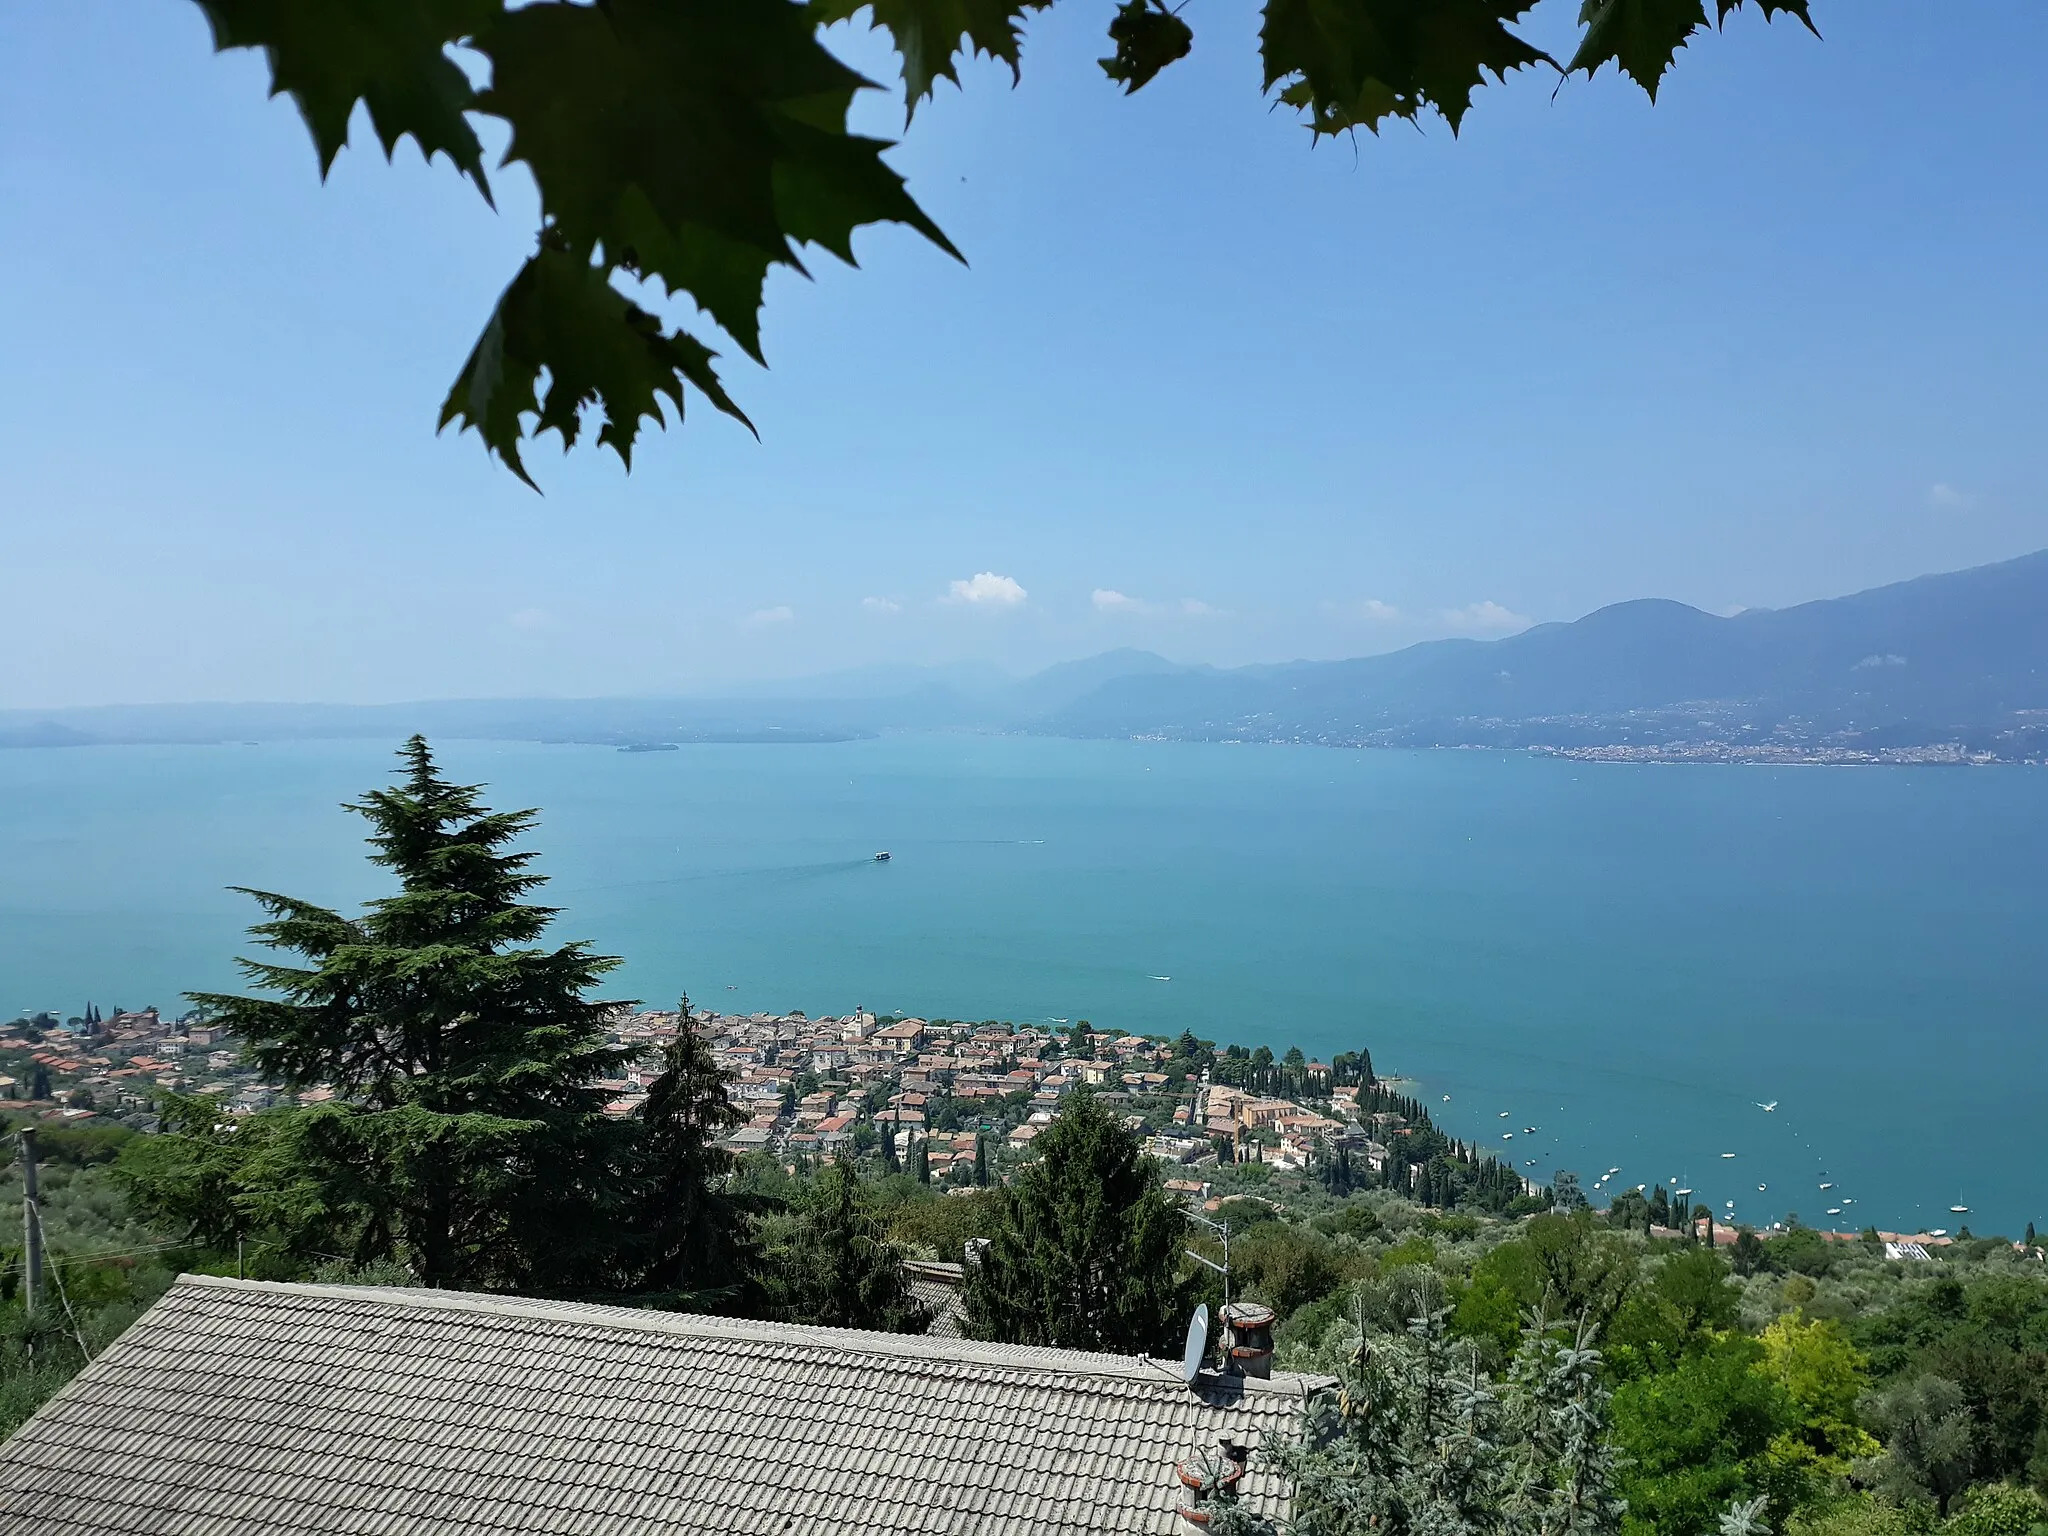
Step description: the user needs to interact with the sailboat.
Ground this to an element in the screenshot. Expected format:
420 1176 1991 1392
1950 1196 1970 1214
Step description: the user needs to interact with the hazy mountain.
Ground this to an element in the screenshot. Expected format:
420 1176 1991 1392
691 660 1013 702
8 557 2044 757
1001 649 1196 715
1043 551 2048 754
0 649 1189 749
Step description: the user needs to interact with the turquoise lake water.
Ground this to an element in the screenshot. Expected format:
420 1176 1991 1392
2 734 2042 1239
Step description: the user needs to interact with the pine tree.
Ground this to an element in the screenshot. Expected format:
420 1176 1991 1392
962 1088 1193 1354
628 996 755 1302
180 736 635 1291
764 1159 932 1333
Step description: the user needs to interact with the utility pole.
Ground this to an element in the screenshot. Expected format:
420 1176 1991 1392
20 1127 42 1315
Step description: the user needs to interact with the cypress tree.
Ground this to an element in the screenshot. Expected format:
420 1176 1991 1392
973 1132 989 1187
29 1062 52 1100
962 1089 1192 1354
628 996 755 1302
181 736 635 1291
912 1134 930 1184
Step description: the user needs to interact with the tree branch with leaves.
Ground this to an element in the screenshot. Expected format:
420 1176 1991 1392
188 0 1818 488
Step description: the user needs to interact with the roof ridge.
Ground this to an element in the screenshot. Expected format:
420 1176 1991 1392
175 1275 1280 1390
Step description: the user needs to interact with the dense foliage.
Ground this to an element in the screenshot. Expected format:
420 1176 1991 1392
961 1086 1193 1353
1258 1197 2048 1536
755 1158 933 1331
184 0 1819 485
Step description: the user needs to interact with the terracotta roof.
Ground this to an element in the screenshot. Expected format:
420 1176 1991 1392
0 1276 1310 1535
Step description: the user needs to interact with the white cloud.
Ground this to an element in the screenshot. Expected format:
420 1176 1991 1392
861 596 902 614
1356 599 1402 623
1094 589 1223 619
1439 600 1530 634
1929 482 1973 511
508 608 550 630
747 605 795 625
947 572 1027 607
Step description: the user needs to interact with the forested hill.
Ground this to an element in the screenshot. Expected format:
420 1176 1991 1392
1041 550 2048 755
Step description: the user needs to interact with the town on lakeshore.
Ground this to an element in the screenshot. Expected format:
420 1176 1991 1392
4 1000 1363 1183
2 998 1978 1252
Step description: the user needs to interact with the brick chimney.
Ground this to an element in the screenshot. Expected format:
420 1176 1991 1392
1218 1301 1274 1379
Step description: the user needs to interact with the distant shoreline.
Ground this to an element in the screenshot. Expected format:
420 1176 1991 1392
2 731 2038 767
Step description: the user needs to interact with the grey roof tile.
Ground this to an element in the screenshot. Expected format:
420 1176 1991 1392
0 1276 1307 1536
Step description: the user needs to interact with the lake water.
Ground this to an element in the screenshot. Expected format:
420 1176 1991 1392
2 734 2042 1239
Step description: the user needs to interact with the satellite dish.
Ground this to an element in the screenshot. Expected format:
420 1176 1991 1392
1181 1303 1211 1385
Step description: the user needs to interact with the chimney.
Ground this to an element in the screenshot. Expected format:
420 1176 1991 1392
1219 1301 1274 1379
1174 1436 1251 1527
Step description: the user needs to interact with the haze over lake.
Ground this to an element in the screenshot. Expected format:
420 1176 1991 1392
3 734 2041 1238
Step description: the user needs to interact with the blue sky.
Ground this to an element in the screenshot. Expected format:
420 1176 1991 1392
3 1 2046 705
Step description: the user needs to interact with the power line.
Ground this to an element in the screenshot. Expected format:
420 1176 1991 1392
0 1236 214 1281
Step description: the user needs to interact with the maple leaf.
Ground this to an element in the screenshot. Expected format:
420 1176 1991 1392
439 244 754 492
1101 0 1194 94
1715 0 1819 32
812 0 1047 118
474 0 959 366
1568 0 1817 100
1260 0 1553 137
1565 0 1706 99
192 0 498 199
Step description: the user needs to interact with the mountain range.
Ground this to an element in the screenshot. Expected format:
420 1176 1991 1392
7 551 2046 760
1042 549 2048 756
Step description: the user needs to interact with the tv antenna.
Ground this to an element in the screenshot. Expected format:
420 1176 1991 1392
1184 1209 1232 1310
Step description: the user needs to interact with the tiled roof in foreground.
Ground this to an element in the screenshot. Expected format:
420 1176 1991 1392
0 1275 1312 1536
